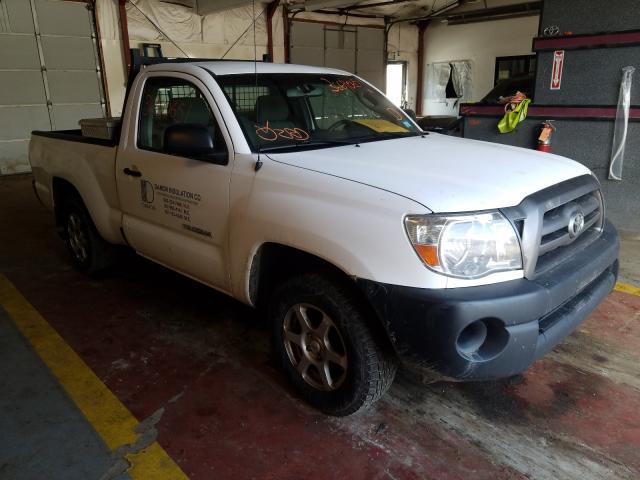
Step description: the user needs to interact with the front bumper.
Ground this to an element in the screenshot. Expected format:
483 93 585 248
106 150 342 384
358 220 619 380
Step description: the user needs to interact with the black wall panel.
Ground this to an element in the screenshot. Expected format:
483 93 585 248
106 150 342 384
463 116 640 231
540 0 640 35
534 47 640 105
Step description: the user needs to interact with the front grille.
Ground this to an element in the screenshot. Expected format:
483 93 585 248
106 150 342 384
539 190 602 256
502 174 604 279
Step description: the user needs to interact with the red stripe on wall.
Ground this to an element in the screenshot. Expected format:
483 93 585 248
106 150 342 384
533 30 640 51
460 104 640 120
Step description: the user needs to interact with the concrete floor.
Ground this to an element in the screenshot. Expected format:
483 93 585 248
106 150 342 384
0 308 131 480
1 173 639 480
619 230 640 286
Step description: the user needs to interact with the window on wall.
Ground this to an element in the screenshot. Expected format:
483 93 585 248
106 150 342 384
494 55 536 85
426 61 473 104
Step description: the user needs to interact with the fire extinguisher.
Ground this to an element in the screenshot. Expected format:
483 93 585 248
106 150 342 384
537 121 556 153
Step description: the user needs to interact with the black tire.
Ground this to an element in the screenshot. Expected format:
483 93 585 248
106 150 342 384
61 196 115 274
270 272 397 416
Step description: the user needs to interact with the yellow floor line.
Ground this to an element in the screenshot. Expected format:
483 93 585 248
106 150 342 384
0 274 188 480
615 282 640 297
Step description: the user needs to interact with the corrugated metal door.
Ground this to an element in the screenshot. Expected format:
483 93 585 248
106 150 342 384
356 27 385 89
324 26 356 73
0 0 105 175
290 21 385 90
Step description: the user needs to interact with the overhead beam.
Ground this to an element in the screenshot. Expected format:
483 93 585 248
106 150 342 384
162 0 196 7
343 0 415 11
304 0 364 12
440 1 541 25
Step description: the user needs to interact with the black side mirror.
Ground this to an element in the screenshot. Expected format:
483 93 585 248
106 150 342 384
164 124 227 164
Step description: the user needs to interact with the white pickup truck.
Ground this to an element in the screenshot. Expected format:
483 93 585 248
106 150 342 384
30 59 619 416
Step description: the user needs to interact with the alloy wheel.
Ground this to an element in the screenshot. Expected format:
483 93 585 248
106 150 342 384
67 212 89 264
282 303 348 391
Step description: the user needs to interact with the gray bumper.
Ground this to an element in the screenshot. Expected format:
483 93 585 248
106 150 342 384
357 220 620 380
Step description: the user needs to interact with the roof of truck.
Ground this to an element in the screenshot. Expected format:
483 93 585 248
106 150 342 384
146 60 350 77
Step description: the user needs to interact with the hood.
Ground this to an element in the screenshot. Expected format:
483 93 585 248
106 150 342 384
266 134 591 213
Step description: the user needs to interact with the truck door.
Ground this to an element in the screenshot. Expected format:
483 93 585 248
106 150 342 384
116 73 232 292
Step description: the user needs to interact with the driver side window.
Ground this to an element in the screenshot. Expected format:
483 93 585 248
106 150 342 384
138 77 225 154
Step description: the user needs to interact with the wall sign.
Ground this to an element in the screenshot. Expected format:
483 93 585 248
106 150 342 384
550 50 565 90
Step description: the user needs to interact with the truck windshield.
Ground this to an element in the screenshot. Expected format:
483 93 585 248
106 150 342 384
212 72 422 152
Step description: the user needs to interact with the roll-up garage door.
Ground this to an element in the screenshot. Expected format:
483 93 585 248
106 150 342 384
289 20 385 90
0 0 106 175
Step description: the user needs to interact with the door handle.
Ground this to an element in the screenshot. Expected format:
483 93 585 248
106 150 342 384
123 167 142 178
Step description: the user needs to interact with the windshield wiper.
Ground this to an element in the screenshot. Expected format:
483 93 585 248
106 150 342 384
257 133 424 153
345 131 425 143
258 139 356 153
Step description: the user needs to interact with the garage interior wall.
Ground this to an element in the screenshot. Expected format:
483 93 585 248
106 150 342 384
98 3 421 117
96 0 286 117
422 14 539 115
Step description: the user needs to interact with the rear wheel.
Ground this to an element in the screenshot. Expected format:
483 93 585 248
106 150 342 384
62 197 115 274
270 272 397 416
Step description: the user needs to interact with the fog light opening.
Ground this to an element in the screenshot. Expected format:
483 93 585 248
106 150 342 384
456 318 509 361
457 321 487 355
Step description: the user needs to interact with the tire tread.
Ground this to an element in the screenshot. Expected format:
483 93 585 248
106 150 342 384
271 272 396 416
62 196 116 274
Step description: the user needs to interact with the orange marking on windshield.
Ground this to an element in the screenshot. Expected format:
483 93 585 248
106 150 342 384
321 77 363 93
255 121 310 142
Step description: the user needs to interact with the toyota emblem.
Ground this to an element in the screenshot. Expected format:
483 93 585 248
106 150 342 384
568 211 585 238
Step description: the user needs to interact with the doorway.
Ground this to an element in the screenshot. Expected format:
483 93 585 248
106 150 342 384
385 61 406 107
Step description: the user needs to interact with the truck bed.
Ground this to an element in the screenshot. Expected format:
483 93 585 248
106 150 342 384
32 130 118 148
29 128 122 246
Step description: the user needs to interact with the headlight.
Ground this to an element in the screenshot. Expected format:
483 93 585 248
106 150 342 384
404 212 522 279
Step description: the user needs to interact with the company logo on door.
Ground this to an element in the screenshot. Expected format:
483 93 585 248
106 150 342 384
140 180 155 203
153 183 202 202
139 182 204 224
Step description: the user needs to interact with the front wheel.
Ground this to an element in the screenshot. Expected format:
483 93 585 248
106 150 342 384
270 273 397 416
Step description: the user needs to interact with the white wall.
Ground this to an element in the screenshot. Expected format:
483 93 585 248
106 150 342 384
95 0 286 117
422 15 539 115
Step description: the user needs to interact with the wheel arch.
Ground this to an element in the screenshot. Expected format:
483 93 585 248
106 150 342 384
248 242 395 353
51 177 84 230
50 176 124 245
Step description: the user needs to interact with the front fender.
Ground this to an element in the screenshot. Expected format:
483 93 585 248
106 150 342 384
228 155 442 305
